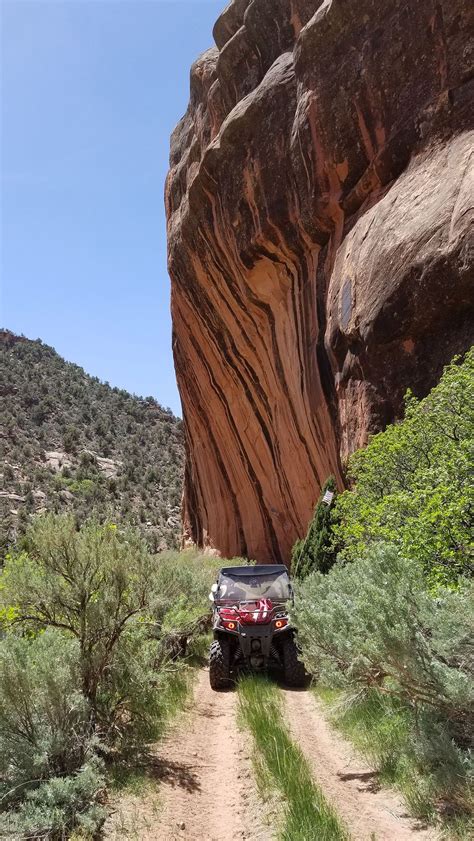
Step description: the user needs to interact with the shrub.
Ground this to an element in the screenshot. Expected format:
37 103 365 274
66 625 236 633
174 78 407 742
0 518 226 836
0 629 105 838
63 425 81 454
0 515 158 736
0 630 92 797
292 477 337 578
333 349 474 586
0 758 105 840
293 545 473 824
153 548 219 628
293 545 472 739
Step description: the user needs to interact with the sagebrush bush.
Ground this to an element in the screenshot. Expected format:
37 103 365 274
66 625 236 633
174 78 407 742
293 545 473 826
0 630 92 798
0 758 105 840
153 548 220 630
0 515 224 837
1 515 157 728
0 629 105 838
293 545 473 739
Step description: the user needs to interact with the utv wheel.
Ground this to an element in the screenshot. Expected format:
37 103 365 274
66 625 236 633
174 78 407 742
209 639 232 690
282 637 307 687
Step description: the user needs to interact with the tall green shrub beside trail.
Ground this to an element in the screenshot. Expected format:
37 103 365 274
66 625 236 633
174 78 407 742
292 477 337 578
294 546 473 739
0 515 219 838
293 547 474 827
334 349 473 586
0 631 106 838
0 515 160 737
292 350 474 832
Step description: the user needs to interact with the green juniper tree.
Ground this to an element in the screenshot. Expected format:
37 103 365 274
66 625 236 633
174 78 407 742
292 476 338 578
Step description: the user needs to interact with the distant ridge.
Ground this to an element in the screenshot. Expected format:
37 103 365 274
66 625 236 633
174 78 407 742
0 330 184 552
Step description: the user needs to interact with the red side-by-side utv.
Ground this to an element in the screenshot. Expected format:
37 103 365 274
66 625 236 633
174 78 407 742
208 564 306 689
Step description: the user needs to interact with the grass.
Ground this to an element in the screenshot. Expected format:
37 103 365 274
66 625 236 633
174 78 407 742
314 686 474 840
238 675 348 841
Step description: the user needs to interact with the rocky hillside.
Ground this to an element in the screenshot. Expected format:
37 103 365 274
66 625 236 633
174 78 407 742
166 0 474 563
0 331 184 552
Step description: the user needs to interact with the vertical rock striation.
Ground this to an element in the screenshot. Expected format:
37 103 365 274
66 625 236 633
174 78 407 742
166 0 474 563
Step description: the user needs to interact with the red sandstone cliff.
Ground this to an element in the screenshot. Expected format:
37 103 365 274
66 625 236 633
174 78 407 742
166 0 474 564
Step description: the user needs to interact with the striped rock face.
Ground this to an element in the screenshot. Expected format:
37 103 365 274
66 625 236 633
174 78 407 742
166 0 474 564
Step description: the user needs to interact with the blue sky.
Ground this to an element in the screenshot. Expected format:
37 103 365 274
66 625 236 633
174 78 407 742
1 0 223 415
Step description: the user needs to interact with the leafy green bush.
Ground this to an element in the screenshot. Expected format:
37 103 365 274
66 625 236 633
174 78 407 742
292 477 337 578
334 349 473 586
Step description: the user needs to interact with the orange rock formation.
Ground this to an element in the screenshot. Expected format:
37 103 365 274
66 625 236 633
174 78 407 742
166 0 474 563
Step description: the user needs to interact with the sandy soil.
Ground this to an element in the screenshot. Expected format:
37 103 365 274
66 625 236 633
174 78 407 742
104 669 441 840
104 668 272 841
156 669 272 841
282 686 439 841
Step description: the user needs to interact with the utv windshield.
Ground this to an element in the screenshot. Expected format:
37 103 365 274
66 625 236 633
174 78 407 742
216 570 291 603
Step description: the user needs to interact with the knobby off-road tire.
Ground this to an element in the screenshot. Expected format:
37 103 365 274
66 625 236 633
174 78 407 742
209 638 232 690
282 636 307 687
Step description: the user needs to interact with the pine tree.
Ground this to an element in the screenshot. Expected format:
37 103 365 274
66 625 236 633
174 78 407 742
292 476 337 578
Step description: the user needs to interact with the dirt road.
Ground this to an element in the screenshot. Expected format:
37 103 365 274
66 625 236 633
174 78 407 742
282 687 438 841
105 668 272 841
157 669 271 841
105 668 438 840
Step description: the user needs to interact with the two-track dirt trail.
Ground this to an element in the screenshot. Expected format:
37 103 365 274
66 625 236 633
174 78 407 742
106 668 438 840
281 687 438 841
156 669 270 841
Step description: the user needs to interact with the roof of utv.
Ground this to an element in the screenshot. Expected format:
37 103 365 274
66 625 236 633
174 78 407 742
218 564 289 577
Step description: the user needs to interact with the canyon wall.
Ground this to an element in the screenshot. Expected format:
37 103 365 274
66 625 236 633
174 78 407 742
166 0 474 563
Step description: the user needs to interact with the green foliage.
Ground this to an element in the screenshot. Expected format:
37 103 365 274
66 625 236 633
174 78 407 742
0 331 184 553
0 759 105 840
319 689 473 831
0 630 93 796
293 545 473 827
294 546 472 738
291 353 474 831
0 515 157 732
292 477 337 578
238 675 348 841
153 548 220 631
0 515 223 836
334 349 474 586
0 630 105 839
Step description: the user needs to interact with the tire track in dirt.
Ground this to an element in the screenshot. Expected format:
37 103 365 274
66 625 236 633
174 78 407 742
158 668 272 841
282 686 439 841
